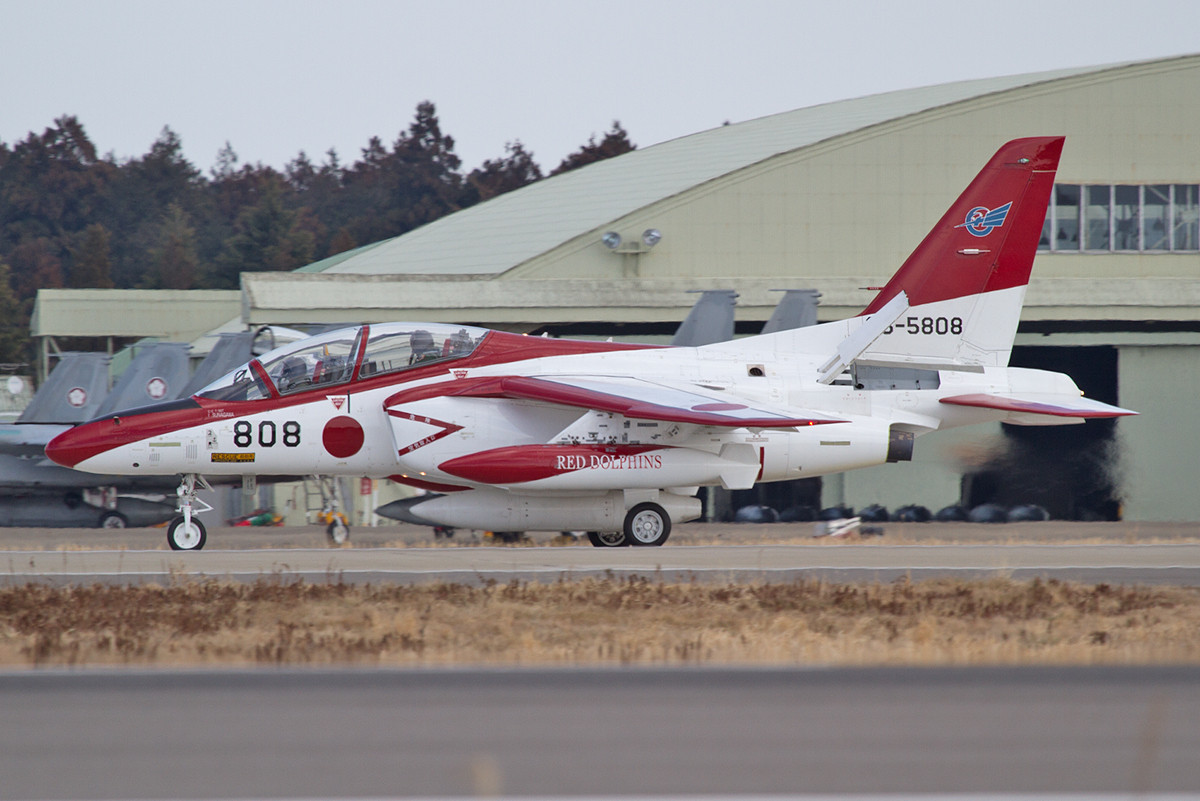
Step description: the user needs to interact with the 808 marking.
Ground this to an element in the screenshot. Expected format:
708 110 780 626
234 420 301 448
883 316 963 336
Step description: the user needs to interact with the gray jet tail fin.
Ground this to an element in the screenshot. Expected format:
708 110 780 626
671 290 737 346
761 289 819 333
180 332 255 398
94 343 191 417
17 352 111 424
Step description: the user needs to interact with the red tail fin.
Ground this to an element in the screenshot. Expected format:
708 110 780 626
861 137 1063 316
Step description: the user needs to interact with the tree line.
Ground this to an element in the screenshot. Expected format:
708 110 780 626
0 102 636 365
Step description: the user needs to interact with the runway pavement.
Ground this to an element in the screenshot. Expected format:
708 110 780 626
2 520 1199 586
2 666 1198 798
4 540 1200 586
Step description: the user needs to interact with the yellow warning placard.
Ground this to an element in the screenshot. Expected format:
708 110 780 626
211 452 255 463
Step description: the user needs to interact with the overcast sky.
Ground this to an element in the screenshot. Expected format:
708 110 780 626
2 0 1197 175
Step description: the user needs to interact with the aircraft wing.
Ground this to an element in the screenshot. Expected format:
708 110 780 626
0 424 70 457
395 374 845 429
940 393 1137 419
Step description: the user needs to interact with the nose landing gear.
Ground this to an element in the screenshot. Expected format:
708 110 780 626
167 474 214 551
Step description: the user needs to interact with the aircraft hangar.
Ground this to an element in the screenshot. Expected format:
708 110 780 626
33 54 1200 523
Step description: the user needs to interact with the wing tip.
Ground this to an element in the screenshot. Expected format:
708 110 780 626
940 393 1137 419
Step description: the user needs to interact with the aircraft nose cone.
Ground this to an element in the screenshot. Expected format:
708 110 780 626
45 424 102 468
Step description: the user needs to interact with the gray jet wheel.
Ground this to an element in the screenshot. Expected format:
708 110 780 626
587 530 628 547
624 503 671 546
99 511 128 529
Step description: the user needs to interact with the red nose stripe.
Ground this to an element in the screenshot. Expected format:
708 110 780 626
45 420 126 468
45 402 214 468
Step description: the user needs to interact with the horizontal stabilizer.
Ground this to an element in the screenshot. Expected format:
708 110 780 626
940 393 1137 420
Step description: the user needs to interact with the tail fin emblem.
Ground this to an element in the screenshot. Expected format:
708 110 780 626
956 202 1013 237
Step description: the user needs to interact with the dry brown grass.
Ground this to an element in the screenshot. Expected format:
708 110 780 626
2 576 1199 669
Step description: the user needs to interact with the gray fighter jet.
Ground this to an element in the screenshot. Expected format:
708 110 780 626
0 337 251 527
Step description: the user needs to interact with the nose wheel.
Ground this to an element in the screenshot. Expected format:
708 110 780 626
168 516 207 550
168 474 213 551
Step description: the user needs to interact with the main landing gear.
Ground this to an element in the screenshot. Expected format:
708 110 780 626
586 502 672 548
312 475 350 546
167 474 214 551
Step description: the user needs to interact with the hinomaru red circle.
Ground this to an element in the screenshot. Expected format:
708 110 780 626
322 416 365 458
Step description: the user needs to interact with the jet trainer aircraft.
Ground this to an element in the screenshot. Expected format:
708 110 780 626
46 137 1135 550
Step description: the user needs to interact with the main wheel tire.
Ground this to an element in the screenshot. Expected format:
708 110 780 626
326 519 350 545
587 530 627 547
167 516 207 551
624 502 671 546
99 511 128 529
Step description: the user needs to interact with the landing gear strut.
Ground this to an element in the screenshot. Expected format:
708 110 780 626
167 473 213 551
313 476 350 546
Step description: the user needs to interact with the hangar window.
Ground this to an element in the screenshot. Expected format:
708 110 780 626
1113 185 1139 251
1042 184 1200 253
1143 186 1170 250
1174 185 1199 250
1083 185 1111 250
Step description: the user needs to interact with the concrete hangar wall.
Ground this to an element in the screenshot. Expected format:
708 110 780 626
243 56 1199 522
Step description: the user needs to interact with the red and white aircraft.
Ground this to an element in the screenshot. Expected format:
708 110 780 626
46 137 1135 550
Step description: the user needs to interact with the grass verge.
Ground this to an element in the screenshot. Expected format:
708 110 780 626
2 576 1199 669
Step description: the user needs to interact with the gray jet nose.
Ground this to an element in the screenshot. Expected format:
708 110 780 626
375 495 443 526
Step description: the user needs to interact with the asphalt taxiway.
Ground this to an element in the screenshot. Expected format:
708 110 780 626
3 666 1198 798
2 520 1199 586
4 540 1200 586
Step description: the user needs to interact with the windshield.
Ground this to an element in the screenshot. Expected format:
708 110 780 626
195 323 487 401
197 327 363 401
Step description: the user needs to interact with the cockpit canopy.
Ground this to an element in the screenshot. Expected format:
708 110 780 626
196 323 487 402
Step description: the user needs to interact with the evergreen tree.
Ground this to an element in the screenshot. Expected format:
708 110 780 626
391 100 463 227
8 238 62 302
101 126 201 287
211 181 314 287
466 140 542 202
0 108 636 294
327 227 356 256
211 141 239 181
340 101 466 244
68 223 114 288
285 150 317 192
0 116 111 251
147 204 200 289
551 121 636 175
0 262 29 365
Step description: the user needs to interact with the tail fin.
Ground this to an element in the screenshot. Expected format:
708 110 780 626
16 352 110 424
856 137 1063 371
93 343 191 417
670 290 737 346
